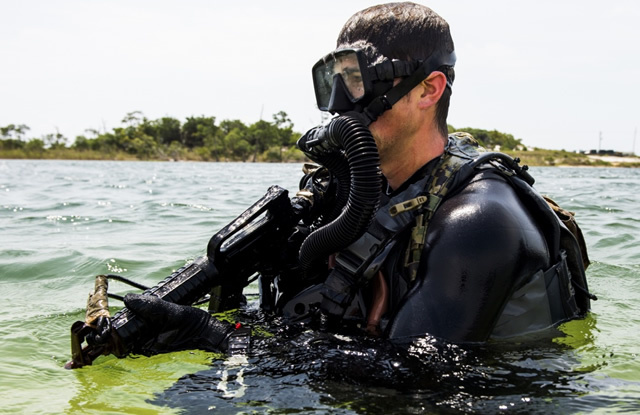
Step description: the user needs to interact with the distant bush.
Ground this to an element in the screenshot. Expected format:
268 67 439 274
0 111 305 162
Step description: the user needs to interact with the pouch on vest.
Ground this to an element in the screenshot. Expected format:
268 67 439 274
542 195 594 315
543 196 591 271
496 169 595 318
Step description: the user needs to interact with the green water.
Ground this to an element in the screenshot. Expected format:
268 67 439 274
0 160 639 414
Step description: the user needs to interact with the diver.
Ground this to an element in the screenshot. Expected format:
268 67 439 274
109 2 592 356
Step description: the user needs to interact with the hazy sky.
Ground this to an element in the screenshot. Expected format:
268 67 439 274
2 0 639 153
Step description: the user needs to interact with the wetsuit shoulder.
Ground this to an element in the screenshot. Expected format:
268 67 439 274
387 169 550 342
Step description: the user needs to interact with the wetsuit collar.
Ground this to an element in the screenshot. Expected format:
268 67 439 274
386 156 442 196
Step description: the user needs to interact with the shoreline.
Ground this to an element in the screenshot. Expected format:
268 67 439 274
2 154 640 168
586 155 640 165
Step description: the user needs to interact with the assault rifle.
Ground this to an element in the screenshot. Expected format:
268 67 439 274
65 115 382 369
66 185 318 368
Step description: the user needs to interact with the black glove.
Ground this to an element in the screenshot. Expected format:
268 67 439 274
123 293 234 355
86 315 112 346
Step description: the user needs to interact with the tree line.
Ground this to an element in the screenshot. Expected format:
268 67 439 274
0 111 306 162
447 126 525 151
1 112 527 162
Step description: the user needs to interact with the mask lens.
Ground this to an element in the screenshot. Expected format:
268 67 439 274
312 51 365 110
334 52 364 100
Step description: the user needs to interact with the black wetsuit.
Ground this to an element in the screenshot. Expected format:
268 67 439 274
381 165 555 342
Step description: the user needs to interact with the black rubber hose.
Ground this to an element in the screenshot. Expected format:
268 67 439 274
313 150 350 226
297 115 382 274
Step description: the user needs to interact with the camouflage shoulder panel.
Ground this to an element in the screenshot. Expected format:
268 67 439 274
429 133 485 194
446 132 488 159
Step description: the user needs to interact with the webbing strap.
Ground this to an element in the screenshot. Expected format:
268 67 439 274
333 133 483 285
325 133 535 315
404 133 484 280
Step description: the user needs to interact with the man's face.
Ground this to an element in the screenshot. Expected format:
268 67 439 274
332 54 365 101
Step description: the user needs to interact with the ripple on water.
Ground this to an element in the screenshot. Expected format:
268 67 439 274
1 162 639 414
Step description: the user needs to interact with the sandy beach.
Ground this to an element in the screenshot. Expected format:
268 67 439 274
587 155 640 165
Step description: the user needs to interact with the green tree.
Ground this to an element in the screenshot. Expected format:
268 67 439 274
182 116 218 149
166 140 187 160
43 131 68 149
25 138 45 154
1 124 30 150
92 131 120 153
73 135 91 151
152 117 181 146
71 129 101 151
110 127 135 153
247 120 281 161
218 119 247 137
0 138 25 150
272 111 299 146
224 127 251 160
452 127 523 151
130 133 158 159
121 111 145 127
0 124 30 140
216 119 248 159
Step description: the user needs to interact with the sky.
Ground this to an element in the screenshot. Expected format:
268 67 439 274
1 0 639 153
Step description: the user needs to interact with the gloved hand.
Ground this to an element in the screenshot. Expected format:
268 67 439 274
123 293 235 355
86 315 112 346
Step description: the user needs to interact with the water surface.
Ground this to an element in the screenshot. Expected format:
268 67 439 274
0 160 639 414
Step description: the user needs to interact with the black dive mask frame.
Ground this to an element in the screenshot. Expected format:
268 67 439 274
312 48 456 126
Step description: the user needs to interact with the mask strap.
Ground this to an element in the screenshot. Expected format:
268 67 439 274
361 51 456 126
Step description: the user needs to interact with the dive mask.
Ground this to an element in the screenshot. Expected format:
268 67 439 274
312 48 456 123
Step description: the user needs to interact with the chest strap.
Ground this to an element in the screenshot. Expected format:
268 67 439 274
322 134 488 316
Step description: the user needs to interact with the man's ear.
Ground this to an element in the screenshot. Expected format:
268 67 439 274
417 71 448 109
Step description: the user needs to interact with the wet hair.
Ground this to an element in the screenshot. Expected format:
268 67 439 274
337 2 455 136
